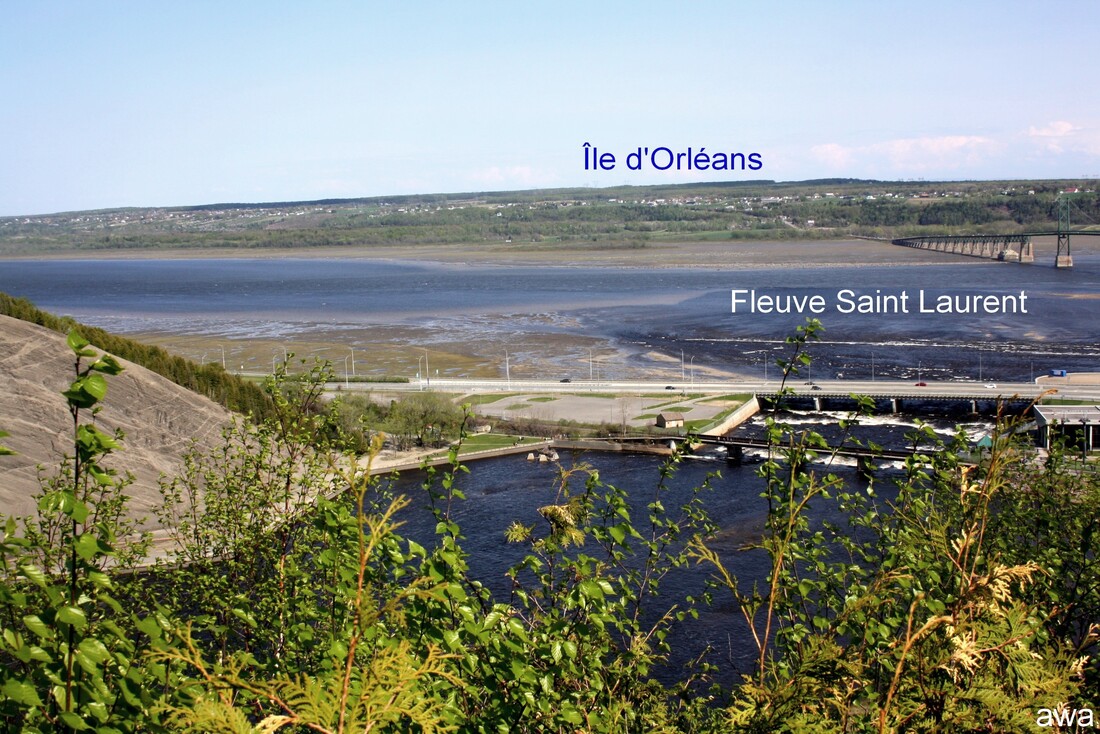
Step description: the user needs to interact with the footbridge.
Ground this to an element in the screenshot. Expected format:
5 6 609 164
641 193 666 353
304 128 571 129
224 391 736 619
694 435 944 469
584 434 959 474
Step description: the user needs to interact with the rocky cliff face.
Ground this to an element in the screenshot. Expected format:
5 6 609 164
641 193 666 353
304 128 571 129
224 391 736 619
0 314 232 528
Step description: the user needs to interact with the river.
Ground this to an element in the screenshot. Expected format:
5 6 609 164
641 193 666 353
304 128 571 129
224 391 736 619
1 246 1098 382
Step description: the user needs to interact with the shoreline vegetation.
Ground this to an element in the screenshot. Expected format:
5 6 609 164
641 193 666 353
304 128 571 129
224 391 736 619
2 178 1098 261
0 310 1095 730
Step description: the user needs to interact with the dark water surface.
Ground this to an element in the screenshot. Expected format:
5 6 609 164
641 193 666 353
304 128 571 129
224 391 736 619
1 254 1098 380
380 405 984 684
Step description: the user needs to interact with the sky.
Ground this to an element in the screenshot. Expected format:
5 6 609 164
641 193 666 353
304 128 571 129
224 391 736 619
2 1 1099 216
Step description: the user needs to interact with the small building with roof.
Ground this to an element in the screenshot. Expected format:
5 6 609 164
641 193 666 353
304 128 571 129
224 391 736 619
656 412 686 429
1033 405 1100 452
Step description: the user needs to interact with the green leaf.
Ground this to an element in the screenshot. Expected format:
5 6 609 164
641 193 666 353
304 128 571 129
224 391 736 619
22 615 52 640
59 710 91 730
2 679 43 708
75 533 100 561
63 374 109 409
64 495 90 524
90 354 124 375
57 605 87 632
66 329 95 356
80 373 107 402
442 629 462 651
78 638 110 665
19 564 49 589
609 524 626 545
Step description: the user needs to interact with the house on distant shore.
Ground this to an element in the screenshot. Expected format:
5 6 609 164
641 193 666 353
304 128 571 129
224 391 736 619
656 412 685 429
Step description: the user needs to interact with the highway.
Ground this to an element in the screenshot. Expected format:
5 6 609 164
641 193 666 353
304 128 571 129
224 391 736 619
326 377 1100 402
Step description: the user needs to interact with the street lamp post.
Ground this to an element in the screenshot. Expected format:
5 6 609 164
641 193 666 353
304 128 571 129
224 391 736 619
505 349 511 390
342 355 350 388
689 355 696 386
417 355 426 390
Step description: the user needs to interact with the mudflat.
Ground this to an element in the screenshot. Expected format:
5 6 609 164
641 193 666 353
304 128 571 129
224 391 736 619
1 237 1011 268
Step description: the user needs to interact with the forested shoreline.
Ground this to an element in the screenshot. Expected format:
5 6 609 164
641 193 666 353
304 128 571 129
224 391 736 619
3 179 1097 256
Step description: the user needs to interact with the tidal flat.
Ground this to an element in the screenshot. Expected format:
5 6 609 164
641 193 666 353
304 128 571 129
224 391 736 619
2 237 1097 383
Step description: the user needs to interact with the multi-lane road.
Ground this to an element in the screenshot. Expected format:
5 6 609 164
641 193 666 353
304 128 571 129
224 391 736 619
328 377 1100 402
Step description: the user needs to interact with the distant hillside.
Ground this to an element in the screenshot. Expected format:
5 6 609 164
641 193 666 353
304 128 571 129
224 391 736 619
1 178 1096 256
0 314 233 528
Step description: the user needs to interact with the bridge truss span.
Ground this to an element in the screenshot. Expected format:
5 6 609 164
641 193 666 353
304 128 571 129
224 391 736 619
891 234 1034 263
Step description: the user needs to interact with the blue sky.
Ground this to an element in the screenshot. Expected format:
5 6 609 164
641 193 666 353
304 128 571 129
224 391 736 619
2 1 1098 216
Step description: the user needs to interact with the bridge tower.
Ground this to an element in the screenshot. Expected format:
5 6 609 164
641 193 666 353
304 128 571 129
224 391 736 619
1056 196 1074 268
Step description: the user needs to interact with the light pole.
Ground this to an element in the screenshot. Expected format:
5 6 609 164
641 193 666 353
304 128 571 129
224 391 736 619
505 349 511 390
417 355 426 390
201 352 207 366
342 355 350 388
689 355 696 386
221 346 226 369
350 347 356 377
424 350 430 387
681 349 685 381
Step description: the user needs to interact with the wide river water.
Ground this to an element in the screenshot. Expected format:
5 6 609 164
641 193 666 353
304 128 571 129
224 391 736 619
1 247 1098 381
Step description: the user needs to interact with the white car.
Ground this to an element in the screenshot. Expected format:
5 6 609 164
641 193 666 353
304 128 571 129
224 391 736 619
984 383 997 389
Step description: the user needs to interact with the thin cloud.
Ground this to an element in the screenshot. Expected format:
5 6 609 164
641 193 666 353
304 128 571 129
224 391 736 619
811 135 995 174
1027 120 1100 155
467 165 545 187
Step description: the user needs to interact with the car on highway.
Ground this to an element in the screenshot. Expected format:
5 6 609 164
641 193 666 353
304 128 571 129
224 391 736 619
914 382 927 387
984 383 997 389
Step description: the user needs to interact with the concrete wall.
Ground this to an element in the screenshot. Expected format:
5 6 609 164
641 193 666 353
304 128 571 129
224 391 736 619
701 396 760 437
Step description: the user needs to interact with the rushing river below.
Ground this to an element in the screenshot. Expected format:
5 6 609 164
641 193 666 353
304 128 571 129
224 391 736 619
379 406 988 685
